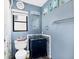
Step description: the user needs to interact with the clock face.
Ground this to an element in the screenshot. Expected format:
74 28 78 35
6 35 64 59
16 1 24 9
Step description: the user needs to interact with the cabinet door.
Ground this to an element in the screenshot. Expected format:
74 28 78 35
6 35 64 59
29 39 47 58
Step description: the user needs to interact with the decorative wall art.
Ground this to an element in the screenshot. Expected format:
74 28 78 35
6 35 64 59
49 2 53 12
43 6 49 15
52 0 59 9
59 0 71 6
16 1 25 9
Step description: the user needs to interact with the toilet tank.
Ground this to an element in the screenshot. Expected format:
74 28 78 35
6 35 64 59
14 40 28 49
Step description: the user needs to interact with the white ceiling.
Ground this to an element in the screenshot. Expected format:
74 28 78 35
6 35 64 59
21 0 48 7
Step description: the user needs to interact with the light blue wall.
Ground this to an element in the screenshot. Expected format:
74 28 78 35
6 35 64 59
42 0 74 59
11 0 42 58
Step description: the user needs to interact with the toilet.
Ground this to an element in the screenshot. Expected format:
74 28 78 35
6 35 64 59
14 37 29 59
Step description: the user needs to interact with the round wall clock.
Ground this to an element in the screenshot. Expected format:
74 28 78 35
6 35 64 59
16 1 24 9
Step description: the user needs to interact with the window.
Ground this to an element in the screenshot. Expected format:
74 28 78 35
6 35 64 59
13 13 28 32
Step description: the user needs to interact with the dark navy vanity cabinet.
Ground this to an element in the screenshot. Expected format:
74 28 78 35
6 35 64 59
28 35 49 59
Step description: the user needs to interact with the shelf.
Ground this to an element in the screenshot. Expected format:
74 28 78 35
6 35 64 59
53 17 74 24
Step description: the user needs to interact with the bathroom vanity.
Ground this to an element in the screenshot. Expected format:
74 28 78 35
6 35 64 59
27 34 51 59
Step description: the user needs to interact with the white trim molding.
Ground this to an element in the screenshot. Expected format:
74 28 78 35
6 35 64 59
11 9 28 15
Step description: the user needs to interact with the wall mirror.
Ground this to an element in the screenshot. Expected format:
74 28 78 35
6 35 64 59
31 15 40 30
